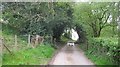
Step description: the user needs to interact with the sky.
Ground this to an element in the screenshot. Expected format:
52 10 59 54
71 29 79 41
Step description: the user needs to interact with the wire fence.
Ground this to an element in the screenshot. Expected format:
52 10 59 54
2 34 53 54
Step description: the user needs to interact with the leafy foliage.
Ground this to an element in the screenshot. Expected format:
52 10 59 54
73 2 119 37
1 2 119 65
80 37 119 65
2 2 73 41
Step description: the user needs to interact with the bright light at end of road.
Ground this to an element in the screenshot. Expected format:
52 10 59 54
71 29 79 41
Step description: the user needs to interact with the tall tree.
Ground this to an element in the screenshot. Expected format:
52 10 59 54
2 2 73 42
73 2 119 37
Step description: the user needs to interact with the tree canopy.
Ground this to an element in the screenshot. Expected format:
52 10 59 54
73 2 119 37
2 2 119 42
2 2 73 41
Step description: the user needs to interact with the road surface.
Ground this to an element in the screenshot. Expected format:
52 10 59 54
49 45 94 65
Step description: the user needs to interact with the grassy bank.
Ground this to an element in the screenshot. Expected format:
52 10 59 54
0 29 2 67
2 24 55 65
3 44 55 65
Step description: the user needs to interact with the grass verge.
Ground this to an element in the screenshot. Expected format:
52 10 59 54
3 44 55 65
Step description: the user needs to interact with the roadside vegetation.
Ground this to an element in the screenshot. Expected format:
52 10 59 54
1 2 119 65
1 2 73 65
73 2 119 65
0 31 2 67
2 24 55 65
80 37 119 65
3 44 54 65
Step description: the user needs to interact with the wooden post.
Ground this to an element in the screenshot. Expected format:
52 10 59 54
2 37 13 55
0 37 2 57
28 34 31 47
14 35 17 51
3 43 12 55
35 35 39 45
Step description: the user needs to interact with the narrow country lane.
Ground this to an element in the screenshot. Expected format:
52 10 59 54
49 45 94 65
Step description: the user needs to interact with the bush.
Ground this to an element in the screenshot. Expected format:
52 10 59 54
81 37 119 65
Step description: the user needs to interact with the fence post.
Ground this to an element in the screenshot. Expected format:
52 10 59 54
28 34 31 47
0 37 2 62
35 35 38 45
14 35 17 51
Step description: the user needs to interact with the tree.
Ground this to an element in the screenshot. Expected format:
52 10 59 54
73 2 119 37
2 2 73 42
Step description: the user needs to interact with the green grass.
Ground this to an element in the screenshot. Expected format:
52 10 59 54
3 44 55 65
2 24 28 52
2 24 55 65
0 30 2 36
0 55 1 67
85 51 113 65
0 28 2 67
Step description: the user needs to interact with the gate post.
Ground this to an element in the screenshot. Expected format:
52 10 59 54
28 34 31 47
14 35 17 51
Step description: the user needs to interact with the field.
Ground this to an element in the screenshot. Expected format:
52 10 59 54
3 44 55 65
2 24 55 65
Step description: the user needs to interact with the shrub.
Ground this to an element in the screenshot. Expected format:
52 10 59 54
81 37 119 65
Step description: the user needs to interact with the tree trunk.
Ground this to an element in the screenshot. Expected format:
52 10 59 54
52 24 65 42
93 27 98 37
97 27 102 37
75 24 86 43
93 26 102 37
76 25 81 43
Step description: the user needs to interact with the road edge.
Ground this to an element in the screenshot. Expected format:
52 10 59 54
47 45 65 65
